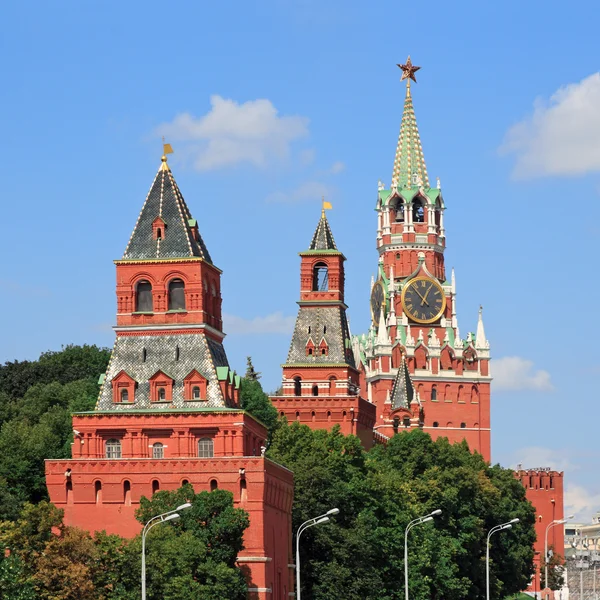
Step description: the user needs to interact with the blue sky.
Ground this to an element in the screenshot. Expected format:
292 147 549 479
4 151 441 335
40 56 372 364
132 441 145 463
2 1 599 519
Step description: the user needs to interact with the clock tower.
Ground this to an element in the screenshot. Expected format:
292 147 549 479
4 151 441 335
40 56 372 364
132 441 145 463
354 58 492 460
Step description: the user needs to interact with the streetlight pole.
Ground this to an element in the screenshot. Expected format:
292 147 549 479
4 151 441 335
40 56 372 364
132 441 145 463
486 519 519 600
141 503 192 600
545 515 574 590
404 509 442 600
295 508 339 600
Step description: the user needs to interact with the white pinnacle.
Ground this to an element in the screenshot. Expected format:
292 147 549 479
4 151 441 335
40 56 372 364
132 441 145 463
475 305 489 350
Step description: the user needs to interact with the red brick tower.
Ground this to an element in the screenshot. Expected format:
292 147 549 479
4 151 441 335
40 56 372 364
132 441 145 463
271 209 376 448
45 151 294 600
352 58 492 459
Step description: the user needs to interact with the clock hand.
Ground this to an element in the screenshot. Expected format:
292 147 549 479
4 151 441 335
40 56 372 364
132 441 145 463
422 284 434 305
411 286 429 306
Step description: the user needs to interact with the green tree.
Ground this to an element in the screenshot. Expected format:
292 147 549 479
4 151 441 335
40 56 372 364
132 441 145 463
268 423 536 600
239 375 278 436
244 356 261 380
540 545 565 590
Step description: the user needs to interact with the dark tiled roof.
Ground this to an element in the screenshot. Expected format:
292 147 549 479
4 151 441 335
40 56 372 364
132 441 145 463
122 161 212 262
285 306 356 368
97 333 230 410
309 213 337 251
390 357 414 409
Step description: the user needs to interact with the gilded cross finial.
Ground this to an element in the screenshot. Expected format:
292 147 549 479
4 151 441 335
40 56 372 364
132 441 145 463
397 56 421 96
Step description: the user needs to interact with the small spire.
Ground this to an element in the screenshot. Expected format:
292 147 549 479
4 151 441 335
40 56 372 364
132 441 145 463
390 356 415 410
309 202 337 250
475 305 489 350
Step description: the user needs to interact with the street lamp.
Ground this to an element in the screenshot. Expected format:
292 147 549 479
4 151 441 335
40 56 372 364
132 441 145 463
295 508 339 600
544 515 573 590
486 518 519 600
142 503 192 600
404 509 442 600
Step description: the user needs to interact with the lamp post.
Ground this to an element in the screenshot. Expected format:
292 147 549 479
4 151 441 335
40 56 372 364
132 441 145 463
295 508 339 600
545 515 573 591
404 509 442 600
141 502 192 600
486 519 519 600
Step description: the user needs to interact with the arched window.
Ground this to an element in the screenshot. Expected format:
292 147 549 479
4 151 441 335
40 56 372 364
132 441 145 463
158 387 166 401
192 386 201 399
152 442 164 459
136 280 153 312
312 262 329 291
152 480 160 494
106 439 121 459
66 481 73 505
393 416 400 434
120 389 129 402
394 198 405 222
412 198 425 223
95 480 102 504
182 479 190 487
240 478 247 502
433 422 439 428
403 417 411 428
431 386 437 401
210 479 218 491
123 480 131 505
312 385 319 397
311 411 316 422
198 438 214 458
293 377 302 396
460 422 466 429
168 278 186 310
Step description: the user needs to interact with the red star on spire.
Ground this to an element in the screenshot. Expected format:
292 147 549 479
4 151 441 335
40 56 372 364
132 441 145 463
398 56 421 83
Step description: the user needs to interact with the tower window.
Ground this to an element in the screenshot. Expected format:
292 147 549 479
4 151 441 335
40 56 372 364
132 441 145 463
136 280 153 312
192 386 201 399
460 422 466 429
312 262 329 291
210 479 218 491
198 437 214 458
156 228 162 240
95 480 102 504
152 480 160 494
432 422 439 428
293 377 302 396
105 439 122 459
394 199 405 222
120 389 129 402
168 278 186 310
152 442 164 459
431 386 437 401
403 417 410 428
412 199 425 223
321 348 326 355
312 385 319 397
123 480 131 505
157 387 166 401
393 416 400 434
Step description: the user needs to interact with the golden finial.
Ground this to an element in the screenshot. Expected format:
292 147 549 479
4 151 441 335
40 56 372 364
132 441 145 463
397 56 421 96
161 137 174 171
321 197 332 218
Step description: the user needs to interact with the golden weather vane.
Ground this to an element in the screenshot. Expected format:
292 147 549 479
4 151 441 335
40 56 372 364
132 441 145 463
321 196 332 217
160 137 174 170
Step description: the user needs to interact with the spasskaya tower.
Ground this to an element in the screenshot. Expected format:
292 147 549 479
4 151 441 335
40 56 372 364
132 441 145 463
353 57 491 460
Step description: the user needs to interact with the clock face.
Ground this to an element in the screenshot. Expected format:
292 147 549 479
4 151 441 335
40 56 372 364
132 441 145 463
370 280 386 325
401 277 446 324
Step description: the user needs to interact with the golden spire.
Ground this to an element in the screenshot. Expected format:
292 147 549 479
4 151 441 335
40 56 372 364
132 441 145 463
160 137 174 171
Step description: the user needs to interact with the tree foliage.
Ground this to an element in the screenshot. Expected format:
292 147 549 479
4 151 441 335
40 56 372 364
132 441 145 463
239 369 278 436
540 545 565 590
268 424 536 600
0 488 249 600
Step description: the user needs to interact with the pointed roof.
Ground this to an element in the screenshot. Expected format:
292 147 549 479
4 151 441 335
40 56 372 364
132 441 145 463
390 357 415 410
122 157 212 262
391 62 429 190
308 210 337 251
475 305 489 350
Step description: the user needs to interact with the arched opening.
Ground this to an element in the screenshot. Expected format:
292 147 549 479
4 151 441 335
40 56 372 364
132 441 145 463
460 422 466 429
394 198 405 222
240 478 247 502
458 385 465 403
327 411 331 421
168 278 186 310
210 479 218 491
393 416 400 434
120 388 129 402
431 385 437 401
311 411 316 422
95 480 102 504
470 386 479 403
414 346 428 370
156 228 162 240
158 387 166 401
135 280 153 312
123 480 131 505
435 200 442 228
293 377 302 396
66 481 73 505
198 437 214 458
412 198 425 223
151 480 160 495
106 439 121 459
295 411 300 421
152 442 164 459
312 385 319 397
192 386 201 399
403 417 411 428
433 421 439 428
312 262 329 291
182 479 190 487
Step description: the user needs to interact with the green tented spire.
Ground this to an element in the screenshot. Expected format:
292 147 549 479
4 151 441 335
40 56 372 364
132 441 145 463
391 57 429 190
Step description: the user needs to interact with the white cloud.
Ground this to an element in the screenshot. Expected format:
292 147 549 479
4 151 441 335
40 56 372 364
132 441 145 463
156 96 309 171
493 356 553 392
329 160 345 174
565 484 600 522
510 446 574 473
500 72 600 178
300 148 316 166
223 312 295 335
266 181 333 204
